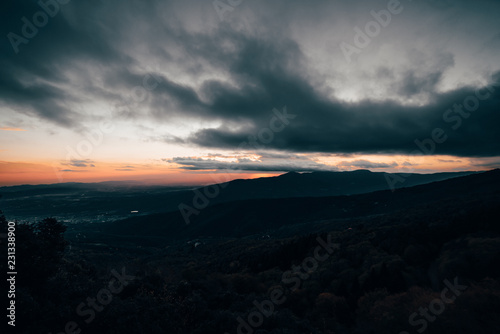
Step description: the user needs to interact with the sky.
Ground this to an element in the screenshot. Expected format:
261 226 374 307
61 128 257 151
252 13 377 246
1 0 500 186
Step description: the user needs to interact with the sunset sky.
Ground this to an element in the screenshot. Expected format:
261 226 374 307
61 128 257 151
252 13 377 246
1 0 500 186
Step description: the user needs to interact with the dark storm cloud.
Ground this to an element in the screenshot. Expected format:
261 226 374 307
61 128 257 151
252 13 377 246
184 75 500 157
137 28 310 125
397 70 445 98
138 15 500 157
0 0 134 127
0 70 76 127
163 17 499 157
1 0 500 158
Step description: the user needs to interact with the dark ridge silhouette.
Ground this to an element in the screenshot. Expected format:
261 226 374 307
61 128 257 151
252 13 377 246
94 169 499 241
5 170 500 334
0 170 476 221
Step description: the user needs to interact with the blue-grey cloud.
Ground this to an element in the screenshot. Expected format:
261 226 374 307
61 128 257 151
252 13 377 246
1 0 499 158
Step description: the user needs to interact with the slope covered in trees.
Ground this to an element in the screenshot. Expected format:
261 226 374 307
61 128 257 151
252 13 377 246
3 170 500 333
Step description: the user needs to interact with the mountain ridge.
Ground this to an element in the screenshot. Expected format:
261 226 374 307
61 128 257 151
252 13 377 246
90 169 500 242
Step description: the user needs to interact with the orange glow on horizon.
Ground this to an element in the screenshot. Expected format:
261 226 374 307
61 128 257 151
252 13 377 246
0 161 282 186
0 127 26 131
0 155 495 187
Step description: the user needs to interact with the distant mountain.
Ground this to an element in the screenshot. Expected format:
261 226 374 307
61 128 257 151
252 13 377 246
0 170 477 221
93 169 500 242
199 169 478 201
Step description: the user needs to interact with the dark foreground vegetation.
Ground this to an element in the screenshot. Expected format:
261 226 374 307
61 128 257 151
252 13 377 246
1 170 500 333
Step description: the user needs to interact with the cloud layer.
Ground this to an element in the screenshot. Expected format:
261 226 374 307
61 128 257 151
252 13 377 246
1 0 499 172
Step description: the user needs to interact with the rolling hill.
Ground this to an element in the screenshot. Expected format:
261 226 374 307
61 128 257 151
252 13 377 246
90 169 500 242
